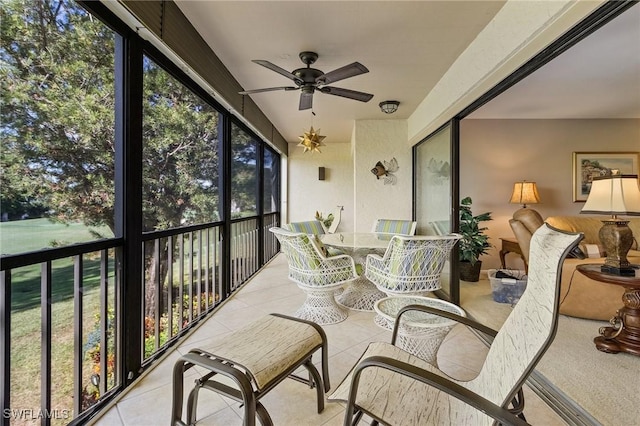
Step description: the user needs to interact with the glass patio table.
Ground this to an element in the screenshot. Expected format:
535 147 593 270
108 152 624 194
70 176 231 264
320 232 393 311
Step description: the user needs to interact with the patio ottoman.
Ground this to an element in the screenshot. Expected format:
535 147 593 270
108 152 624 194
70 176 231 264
171 313 329 426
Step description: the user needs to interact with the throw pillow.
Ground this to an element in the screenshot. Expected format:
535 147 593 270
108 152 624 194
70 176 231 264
313 235 329 257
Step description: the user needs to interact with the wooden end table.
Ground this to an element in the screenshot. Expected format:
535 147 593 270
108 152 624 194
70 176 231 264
499 237 528 272
576 264 640 357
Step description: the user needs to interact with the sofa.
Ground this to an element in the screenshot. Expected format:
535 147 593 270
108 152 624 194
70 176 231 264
510 211 640 321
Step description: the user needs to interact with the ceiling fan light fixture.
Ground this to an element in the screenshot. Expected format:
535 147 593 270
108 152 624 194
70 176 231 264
379 100 400 114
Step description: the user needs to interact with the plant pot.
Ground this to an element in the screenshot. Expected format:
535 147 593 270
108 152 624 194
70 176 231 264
460 261 482 282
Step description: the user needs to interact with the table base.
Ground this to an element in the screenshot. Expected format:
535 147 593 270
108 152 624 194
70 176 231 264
594 299 640 357
374 313 455 365
373 297 464 365
336 278 386 311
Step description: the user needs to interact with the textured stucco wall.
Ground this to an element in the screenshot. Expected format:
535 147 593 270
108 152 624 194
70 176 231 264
353 120 411 232
287 141 355 232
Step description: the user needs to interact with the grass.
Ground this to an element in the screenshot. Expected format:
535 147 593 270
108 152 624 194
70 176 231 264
1 219 114 423
2 218 219 422
0 218 113 256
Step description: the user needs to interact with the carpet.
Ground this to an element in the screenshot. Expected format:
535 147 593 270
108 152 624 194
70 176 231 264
460 279 639 426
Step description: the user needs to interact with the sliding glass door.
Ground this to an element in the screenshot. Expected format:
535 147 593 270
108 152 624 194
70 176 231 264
414 120 460 302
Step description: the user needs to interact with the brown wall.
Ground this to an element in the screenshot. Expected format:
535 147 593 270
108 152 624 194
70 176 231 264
460 118 640 270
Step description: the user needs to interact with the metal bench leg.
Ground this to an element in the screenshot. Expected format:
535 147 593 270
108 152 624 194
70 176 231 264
301 358 325 413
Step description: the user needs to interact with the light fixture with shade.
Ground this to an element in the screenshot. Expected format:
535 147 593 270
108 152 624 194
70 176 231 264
509 180 541 209
581 172 640 276
379 100 399 114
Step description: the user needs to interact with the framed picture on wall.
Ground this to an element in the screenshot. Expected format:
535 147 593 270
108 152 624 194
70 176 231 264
572 152 639 202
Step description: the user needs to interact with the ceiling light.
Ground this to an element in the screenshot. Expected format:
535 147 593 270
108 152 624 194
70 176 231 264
379 100 400 114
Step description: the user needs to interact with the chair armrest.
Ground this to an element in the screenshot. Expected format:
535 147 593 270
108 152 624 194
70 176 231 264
320 253 359 276
392 304 497 346
365 252 385 269
348 355 530 426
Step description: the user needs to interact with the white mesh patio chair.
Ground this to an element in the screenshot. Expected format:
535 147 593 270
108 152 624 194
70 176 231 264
329 223 583 425
270 227 359 325
372 219 417 236
365 234 462 296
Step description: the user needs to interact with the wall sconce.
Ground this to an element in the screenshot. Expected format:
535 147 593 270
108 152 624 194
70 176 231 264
379 100 399 114
318 167 326 181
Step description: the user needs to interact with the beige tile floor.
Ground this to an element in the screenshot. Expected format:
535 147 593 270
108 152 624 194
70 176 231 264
91 255 567 425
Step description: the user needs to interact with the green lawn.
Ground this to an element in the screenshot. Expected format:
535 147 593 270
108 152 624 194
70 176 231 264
0 217 113 256
2 218 115 421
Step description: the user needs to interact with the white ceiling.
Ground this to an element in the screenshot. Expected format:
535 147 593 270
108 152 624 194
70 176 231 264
175 1 640 144
469 3 640 119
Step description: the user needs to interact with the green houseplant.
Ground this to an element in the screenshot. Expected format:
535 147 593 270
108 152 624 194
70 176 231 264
459 196 493 282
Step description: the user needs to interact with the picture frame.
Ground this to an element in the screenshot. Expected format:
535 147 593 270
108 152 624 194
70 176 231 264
572 152 639 202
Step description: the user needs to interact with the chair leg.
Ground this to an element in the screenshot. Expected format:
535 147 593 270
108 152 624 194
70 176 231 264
255 402 273 426
509 387 526 421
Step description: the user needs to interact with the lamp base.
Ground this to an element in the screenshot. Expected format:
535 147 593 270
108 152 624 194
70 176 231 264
600 264 637 277
599 219 633 271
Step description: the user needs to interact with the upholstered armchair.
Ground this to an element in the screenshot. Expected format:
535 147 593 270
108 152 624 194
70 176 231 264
269 227 358 324
509 208 544 266
365 234 461 296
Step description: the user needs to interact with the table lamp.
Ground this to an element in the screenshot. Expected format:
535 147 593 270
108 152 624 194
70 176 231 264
581 172 640 276
510 181 541 210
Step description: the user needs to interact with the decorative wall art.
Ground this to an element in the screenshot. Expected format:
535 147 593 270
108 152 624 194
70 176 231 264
572 152 639 201
371 157 398 185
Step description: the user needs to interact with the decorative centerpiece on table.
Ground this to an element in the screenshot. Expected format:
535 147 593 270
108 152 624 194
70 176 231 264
315 211 334 229
458 196 493 282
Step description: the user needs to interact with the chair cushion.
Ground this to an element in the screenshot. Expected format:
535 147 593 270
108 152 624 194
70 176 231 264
205 314 323 391
286 220 326 235
375 219 415 235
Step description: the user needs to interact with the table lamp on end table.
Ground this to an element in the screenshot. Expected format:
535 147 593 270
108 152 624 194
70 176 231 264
581 172 640 276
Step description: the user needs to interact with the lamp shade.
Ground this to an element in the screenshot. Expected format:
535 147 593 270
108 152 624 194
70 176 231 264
581 174 640 216
509 181 541 207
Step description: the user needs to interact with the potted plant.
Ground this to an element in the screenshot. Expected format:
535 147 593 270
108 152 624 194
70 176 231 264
458 196 493 282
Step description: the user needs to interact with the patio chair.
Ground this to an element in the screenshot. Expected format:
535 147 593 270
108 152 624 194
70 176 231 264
372 218 417 236
270 227 359 324
365 234 462 296
329 223 583 425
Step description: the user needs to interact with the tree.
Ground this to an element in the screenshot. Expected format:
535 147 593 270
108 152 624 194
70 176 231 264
2 0 222 316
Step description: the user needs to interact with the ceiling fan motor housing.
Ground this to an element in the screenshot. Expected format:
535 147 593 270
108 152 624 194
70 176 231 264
299 51 319 65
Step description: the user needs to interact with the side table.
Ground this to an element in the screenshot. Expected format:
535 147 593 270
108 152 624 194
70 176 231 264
373 296 466 365
576 264 640 357
499 237 528 272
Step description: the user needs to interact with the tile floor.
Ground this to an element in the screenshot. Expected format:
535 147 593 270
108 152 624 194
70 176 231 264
91 255 567 425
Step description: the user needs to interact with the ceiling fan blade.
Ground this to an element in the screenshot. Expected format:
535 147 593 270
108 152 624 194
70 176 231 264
318 86 374 102
299 92 313 110
239 86 298 95
253 60 302 84
316 62 369 85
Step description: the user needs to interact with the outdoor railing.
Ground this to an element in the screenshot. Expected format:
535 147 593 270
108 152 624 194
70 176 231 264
0 213 279 425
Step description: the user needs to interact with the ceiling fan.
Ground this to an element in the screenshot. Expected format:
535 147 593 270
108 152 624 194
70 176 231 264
239 51 374 110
